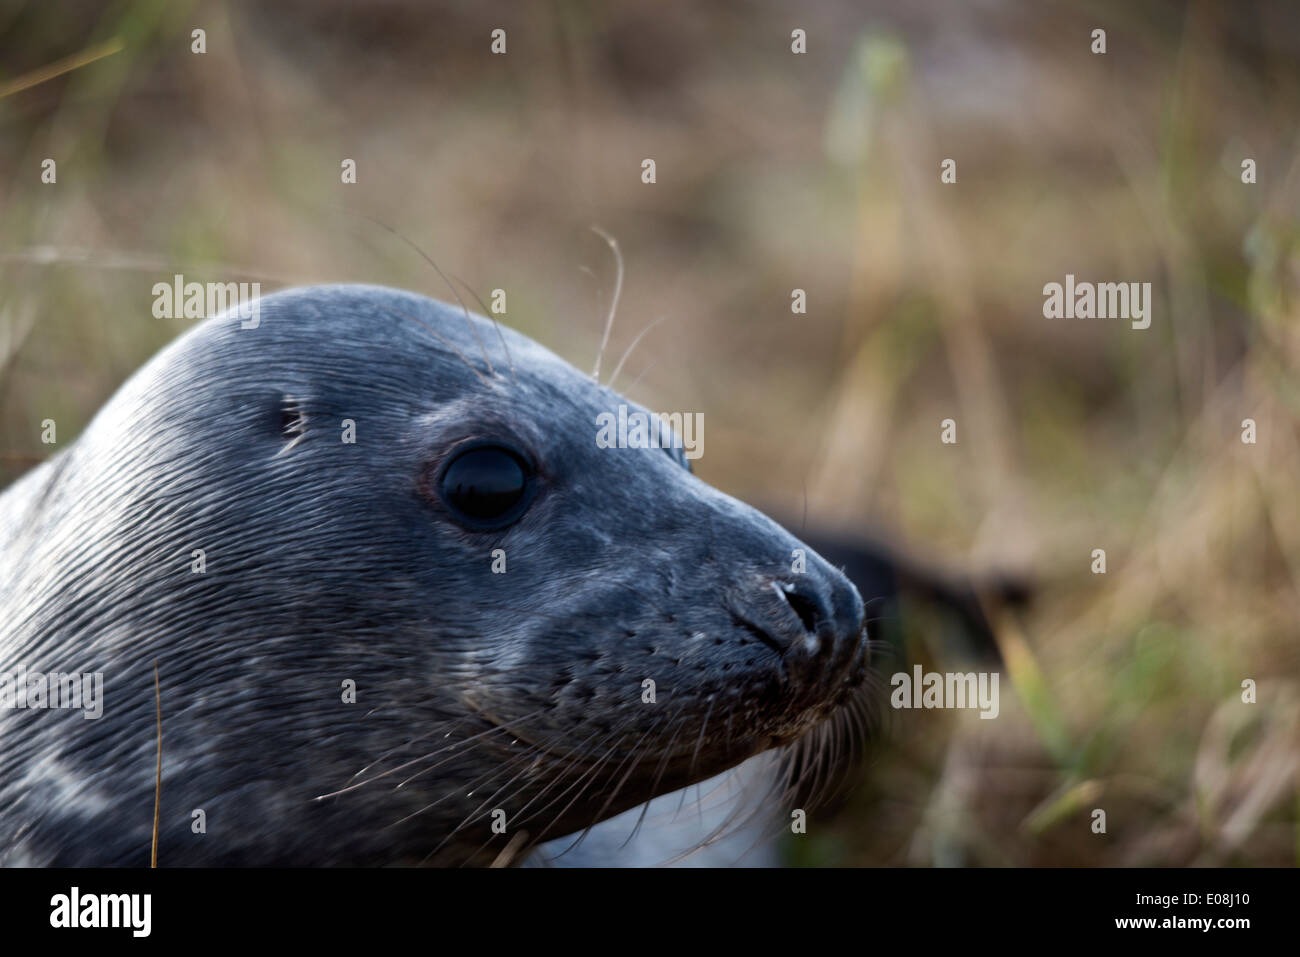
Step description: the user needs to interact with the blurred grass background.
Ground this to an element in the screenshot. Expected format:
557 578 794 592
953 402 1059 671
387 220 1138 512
1 0 1297 865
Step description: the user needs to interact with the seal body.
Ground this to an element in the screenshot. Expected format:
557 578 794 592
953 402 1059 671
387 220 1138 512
0 285 868 866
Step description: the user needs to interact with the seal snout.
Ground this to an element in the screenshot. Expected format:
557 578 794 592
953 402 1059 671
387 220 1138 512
730 565 868 700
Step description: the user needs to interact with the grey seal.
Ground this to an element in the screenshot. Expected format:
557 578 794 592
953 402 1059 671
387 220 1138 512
0 284 869 866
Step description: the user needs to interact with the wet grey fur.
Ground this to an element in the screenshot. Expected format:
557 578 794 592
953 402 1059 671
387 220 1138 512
0 285 866 866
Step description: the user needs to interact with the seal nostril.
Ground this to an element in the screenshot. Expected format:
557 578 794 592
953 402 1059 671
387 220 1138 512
782 588 821 636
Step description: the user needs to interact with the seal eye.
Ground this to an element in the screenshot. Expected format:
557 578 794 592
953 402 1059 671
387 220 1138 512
439 445 532 528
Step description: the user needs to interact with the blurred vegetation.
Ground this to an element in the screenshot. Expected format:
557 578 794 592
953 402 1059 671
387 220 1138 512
1 0 1297 865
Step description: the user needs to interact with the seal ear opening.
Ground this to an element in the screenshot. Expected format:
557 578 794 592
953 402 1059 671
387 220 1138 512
276 395 309 452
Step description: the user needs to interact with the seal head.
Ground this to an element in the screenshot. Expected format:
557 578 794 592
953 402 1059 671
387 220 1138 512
0 285 867 865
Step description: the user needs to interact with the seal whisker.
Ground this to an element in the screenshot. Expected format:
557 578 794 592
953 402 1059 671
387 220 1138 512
429 721 631 861
347 713 478 783
708 781 822 868
315 705 554 799
621 358 658 397
490 724 616 834
449 273 517 386
511 711 663 843
588 225 623 383
618 703 695 850
577 711 677 841
467 743 603 863
607 314 667 391
549 723 665 860
654 752 786 866
535 712 665 858
350 211 496 378
514 718 645 827
373 303 494 389
686 697 715 781
808 721 843 812
387 738 547 832
807 723 835 810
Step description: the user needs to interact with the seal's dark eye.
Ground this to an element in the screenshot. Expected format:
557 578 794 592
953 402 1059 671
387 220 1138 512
439 445 532 528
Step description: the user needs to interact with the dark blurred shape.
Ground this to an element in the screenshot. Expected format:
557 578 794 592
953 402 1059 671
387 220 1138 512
786 519 1031 665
